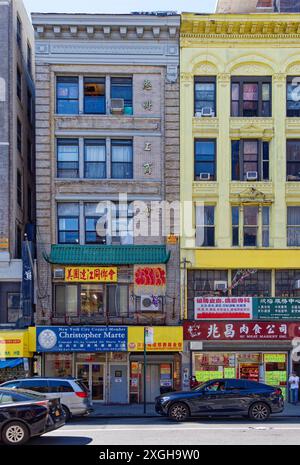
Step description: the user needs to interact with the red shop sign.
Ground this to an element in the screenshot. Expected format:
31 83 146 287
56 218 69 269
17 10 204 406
183 321 300 341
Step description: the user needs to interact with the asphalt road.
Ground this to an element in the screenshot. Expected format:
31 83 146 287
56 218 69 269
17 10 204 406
28 416 300 446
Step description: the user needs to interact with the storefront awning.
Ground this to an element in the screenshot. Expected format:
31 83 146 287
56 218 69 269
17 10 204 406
0 358 23 369
45 245 171 266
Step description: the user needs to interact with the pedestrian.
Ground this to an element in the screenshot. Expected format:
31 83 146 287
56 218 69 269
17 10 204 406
289 372 299 405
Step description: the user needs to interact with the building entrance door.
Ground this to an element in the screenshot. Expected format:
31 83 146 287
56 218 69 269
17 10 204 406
76 363 105 402
141 364 161 403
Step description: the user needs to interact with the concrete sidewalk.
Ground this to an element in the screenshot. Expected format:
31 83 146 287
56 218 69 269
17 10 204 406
86 402 300 418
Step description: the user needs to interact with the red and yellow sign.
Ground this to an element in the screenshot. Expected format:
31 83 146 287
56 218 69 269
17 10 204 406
0 329 36 358
128 326 183 352
0 237 8 250
134 265 166 296
65 267 117 283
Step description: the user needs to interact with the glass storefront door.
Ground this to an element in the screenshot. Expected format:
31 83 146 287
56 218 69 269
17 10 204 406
76 363 105 402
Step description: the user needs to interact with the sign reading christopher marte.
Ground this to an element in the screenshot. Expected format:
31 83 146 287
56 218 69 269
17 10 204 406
194 296 253 320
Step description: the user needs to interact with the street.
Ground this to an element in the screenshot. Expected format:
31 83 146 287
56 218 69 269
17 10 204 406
28 416 300 446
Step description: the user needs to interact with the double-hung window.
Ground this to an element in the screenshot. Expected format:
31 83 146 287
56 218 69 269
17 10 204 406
231 77 271 117
56 77 79 114
57 203 79 244
84 77 105 114
194 77 216 117
107 285 129 317
111 140 133 179
55 285 78 317
231 139 269 181
195 205 215 247
111 77 133 115
84 203 107 245
84 139 106 179
194 139 216 181
57 139 79 178
287 206 300 246
232 205 270 247
287 77 300 117
287 140 300 181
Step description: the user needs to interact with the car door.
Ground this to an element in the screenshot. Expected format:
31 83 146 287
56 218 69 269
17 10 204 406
190 381 227 415
222 379 251 413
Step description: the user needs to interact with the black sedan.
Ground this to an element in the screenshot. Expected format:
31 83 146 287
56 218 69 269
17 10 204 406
155 378 284 422
0 388 65 445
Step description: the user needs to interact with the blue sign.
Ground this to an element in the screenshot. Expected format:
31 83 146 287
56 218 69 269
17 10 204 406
36 326 128 352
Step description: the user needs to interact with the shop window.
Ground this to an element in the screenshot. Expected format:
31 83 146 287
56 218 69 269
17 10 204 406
287 77 300 117
44 353 72 378
194 139 216 181
57 139 79 178
84 139 106 179
231 140 269 181
231 77 271 117
194 77 216 117
231 269 271 297
56 76 79 114
107 284 129 317
287 140 300 181
55 285 78 317
84 77 106 114
111 77 133 115
7 293 21 323
195 205 215 247
275 270 300 297
287 206 300 246
80 284 104 317
57 203 79 244
111 140 133 179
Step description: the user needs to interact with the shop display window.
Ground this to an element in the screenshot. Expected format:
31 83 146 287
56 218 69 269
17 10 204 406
44 353 72 377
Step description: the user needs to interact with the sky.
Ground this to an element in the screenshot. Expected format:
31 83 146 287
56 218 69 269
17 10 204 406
23 0 217 15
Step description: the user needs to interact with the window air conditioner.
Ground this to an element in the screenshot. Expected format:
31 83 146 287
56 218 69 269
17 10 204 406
110 98 124 114
246 171 258 181
200 107 215 117
53 268 65 280
214 280 227 292
140 295 161 312
199 173 211 180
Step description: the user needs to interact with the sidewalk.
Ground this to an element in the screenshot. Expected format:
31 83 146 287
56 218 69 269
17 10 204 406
87 402 300 418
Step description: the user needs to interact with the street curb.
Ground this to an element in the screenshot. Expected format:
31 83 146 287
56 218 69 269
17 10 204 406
76 414 300 420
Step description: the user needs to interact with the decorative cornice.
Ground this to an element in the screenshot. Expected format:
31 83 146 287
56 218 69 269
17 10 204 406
230 118 274 140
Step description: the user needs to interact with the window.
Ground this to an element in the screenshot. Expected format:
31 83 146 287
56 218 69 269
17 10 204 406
7 293 21 323
48 380 74 393
55 285 78 317
187 270 228 316
16 226 22 258
287 206 300 246
287 77 300 117
17 16 22 48
231 140 269 181
17 118 22 153
19 380 49 393
84 140 106 178
194 139 216 181
195 205 215 247
27 139 32 172
275 270 300 297
287 140 300 181
110 203 134 245
111 140 133 179
232 206 270 247
226 380 247 391
57 139 79 178
27 186 32 221
194 77 216 116
56 77 79 114
107 284 129 317
80 284 104 316
27 42 32 75
231 77 271 117
84 77 105 114
17 169 22 207
27 90 32 123
111 77 133 115
85 203 107 244
57 203 79 244
231 270 271 297
17 67 21 100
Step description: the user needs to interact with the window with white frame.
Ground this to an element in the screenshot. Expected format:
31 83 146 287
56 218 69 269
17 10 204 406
287 206 300 246
231 205 270 247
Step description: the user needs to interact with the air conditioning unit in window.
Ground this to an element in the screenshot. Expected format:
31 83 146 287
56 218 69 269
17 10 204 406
294 280 300 289
214 281 227 292
200 107 215 117
246 171 258 181
110 98 124 114
53 268 65 280
140 295 161 312
199 173 211 180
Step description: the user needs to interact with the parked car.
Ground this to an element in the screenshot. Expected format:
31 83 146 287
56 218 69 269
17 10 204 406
0 377 93 421
0 388 65 445
155 378 284 422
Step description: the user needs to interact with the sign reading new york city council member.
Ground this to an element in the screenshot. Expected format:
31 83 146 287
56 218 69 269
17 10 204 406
36 326 127 352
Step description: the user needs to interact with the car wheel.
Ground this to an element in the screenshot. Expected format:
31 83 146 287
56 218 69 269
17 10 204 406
61 405 71 422
168 402 190 422
1 421 29 445
249 402 270 421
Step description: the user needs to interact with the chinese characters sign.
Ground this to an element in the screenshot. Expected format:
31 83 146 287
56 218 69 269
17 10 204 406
128 326 183 352
134 265 166 296
0 330 32 358
183 321 300 341
65 267 117 283
194 297 252 320
253 298 300 320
